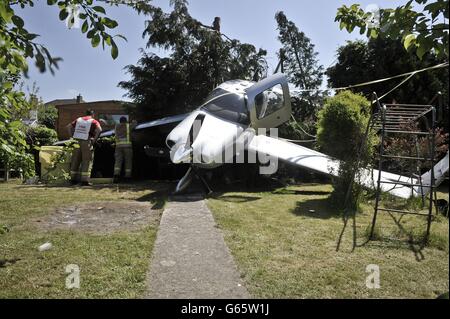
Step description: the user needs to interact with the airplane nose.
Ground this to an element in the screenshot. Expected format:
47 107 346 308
171 143 192 164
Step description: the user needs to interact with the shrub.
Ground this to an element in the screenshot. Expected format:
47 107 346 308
383 122 448 174
0 121 35 179
25 125 57 176
316 91 377 211
26 125 58 148
37 104 58 129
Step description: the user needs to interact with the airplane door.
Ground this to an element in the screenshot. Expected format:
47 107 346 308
245 73 292 129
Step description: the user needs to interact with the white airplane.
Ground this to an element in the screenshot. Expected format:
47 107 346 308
161 73 449 197
96 73 448 197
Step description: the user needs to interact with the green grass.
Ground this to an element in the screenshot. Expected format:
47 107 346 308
0 180 169 298
207 183 449 298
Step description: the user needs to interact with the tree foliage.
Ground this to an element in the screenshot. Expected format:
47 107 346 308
335 0 449 59
38 104 58 129
326 37 449 128
26 125 58 148
1 0 122 178
1 0 122 77
316 91 377 210
275 11 324 122
119 0 268 120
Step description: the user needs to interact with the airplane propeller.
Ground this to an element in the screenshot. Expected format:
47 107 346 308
173 113 212 195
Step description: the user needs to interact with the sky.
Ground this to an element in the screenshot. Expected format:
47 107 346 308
18 0 407 103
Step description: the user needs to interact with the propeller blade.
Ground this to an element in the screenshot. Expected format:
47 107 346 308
186 114 206 148
174 167 195 194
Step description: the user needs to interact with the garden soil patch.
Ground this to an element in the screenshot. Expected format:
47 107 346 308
36 201 161 234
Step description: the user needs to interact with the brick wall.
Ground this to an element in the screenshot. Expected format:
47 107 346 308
56 101 131 140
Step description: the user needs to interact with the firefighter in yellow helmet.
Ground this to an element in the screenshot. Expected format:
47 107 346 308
66 109 102 186
113 116 136 183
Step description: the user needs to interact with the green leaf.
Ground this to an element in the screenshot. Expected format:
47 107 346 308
403 33 416 50
104 35 112 46
111 41 118 59
26 33 39 41
102 17 118 29
93 6 106 14
12 15 24 29
0 2 14 23
91 34 100 48
86 29 96 39
59 9 68 21
81 20 89 33
3 82 13 90
416 45 426 59
114 34 128 42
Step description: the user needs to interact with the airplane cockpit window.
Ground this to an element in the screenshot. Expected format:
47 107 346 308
254 84 285 119
200 89 249 124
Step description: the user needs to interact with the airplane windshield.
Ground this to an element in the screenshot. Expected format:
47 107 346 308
200 89 249 124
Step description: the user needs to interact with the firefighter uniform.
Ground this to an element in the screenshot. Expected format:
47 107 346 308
114 122 133 179
69 116 102 184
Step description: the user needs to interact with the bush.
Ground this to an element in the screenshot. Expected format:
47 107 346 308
37 104 58 129
25 125 58 176
383 122 448 174
316 91 377 211
0 121 35 179
26 125 58 147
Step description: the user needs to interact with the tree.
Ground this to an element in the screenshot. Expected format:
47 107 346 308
0 71 34 177
1 0 123 178
335 0 449 60
275 11 324 122
119 0 268 120
38 104 58 129
326 37 449 128
316 91 377 211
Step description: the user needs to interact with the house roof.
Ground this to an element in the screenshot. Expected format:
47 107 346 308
45 98 82 106
54 100 132 108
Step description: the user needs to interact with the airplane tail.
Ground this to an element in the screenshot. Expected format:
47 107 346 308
417 151 449 196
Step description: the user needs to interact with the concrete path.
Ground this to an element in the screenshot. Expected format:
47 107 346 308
145 195 250 299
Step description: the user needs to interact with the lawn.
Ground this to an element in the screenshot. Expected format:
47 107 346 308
1 179 448 299
0 181 169 298
207 183 449 298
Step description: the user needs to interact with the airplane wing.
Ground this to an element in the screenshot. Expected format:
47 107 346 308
99 113 189 138
54 113 189 145
247 133 339 176
247 134 448 199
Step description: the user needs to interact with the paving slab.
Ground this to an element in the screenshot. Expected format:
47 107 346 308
145 195 249 299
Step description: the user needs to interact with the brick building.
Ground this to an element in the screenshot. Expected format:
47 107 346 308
52 96 133 140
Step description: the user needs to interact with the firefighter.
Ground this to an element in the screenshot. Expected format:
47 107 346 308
113 116 136 183
66 110 102 186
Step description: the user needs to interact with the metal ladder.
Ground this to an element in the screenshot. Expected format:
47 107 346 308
369 101 437 243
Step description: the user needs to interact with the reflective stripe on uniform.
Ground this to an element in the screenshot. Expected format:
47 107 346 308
115 123 131 146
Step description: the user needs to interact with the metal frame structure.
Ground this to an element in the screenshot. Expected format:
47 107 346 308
369 98 437 242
